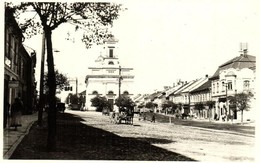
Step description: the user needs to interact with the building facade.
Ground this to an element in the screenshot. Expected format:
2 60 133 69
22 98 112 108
4 6 37 128
85 37 134 111
210 48 256 121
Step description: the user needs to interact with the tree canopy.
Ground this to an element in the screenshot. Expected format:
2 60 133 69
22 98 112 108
8 2 123 48
115 95 135 110
44 69 69 93
228 92 254 122
90 96 110 112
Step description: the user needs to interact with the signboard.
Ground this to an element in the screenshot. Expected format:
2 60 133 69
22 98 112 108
5 57 11 67
8 81 19 88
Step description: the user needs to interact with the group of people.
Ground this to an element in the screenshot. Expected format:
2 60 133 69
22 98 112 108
4 97 23 130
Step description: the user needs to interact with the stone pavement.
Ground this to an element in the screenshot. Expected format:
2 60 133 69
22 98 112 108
3 112 46 159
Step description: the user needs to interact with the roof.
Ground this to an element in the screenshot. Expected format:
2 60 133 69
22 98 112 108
190 80 211 93
210 54 256 79
5 6 24 39
79 90 86 95
181 78 208 93
171 80 195 96
103 36 119 43
147 91 162 101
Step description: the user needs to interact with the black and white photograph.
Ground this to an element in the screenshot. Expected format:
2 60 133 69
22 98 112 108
2 0 259 162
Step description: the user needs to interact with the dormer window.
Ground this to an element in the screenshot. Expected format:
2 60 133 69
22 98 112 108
109 49 113 58
108 91 114 95
92 91 98 95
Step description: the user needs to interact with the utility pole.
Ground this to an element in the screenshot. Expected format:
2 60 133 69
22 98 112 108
118 65 122 112
38 32 45 126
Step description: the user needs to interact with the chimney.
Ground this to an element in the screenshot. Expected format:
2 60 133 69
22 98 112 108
239 42 248 57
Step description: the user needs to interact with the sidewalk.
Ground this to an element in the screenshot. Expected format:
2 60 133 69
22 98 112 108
3 112 46 159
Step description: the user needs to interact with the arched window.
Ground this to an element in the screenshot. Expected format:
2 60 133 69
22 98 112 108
108 61 114 65
92 91 98 95
108 91 114 95
123 91 129 95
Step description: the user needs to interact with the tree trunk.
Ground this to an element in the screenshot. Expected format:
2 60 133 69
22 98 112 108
45 28 57 151
38 32 45 127
241 110 244 124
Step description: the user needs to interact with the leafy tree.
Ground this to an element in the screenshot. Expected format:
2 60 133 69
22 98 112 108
70 94 79 105
90 96 110 112
44 69 69 94
115 95 135 112
206 100 215 121
162 100 177 114
228 92 254 123
145 102 155 109
194 102 205 119
137 102 145 108
7 2 122 151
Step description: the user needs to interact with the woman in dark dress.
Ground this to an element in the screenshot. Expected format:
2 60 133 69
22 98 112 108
10 98 23 130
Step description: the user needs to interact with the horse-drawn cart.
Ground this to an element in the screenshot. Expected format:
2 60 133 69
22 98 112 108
110 107 134 125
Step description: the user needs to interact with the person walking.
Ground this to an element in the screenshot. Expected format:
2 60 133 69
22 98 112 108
10 98 23 130
151 113 156 123
4 100 10 129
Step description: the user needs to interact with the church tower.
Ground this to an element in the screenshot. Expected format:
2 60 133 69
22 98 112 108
85 37 134 111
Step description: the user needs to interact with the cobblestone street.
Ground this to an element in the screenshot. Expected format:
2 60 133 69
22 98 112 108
71 110 255 162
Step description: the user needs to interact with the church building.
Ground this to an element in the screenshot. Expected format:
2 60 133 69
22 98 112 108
85 37 135 111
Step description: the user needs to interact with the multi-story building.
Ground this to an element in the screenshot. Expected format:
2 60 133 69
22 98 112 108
85 37 135 111
190 80 212 118
4 6 37 123
210 46 256 121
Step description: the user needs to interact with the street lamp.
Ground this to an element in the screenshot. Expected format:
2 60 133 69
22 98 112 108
38 32 60 126
118 65 123 112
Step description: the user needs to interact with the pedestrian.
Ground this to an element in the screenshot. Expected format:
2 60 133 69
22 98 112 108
214 113 218 120
4 100 10 129
151 113 156 123
10 98 23 130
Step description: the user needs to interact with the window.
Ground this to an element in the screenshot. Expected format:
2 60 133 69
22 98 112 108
216 83 219 93
222 82 226 92
123 91 129 95
109 49 113 58
107 70 115 73
92 91 98 95
227 81 232 90
108 91 114 95
108 61 114 65
8 33 12 58
212 83 215 94
243 80 250 90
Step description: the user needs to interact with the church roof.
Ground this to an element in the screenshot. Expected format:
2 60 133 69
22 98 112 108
210 54 255 80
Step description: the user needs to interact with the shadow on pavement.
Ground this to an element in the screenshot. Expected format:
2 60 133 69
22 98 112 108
10 112 195 161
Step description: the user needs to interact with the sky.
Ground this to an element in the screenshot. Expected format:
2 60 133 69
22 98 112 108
21 0 260 95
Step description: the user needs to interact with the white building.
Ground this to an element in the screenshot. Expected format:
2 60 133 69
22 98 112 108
85 37 135 111
210 47 256 121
